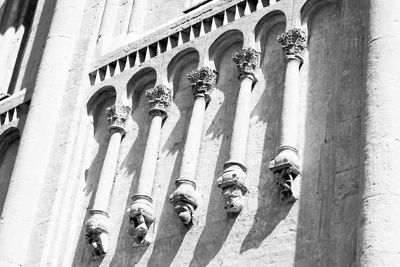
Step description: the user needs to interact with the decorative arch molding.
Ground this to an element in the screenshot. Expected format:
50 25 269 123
127 67 157 110
87 86 117 116
208 29 244 70
167 48 200 91
254 10 286 53
301 0 341 27
0 127 20 164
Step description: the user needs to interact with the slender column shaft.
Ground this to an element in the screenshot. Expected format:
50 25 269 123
128 0 147 35
229 76 253 163
280 58 300 148
180 96 206 179
217 48 260 213
170 67 217 226
137 113 163 196
92 131 122 211
0 0 86 265
128 85 171 246
269 28 307 203
97 0 119 54
357 1 400 266
85 104 130 258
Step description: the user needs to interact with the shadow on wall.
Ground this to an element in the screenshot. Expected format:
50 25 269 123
0 128 20 215
240 20 290 253
188 36 243 267
72 90 116 266
146 49 199 267
293 1 359 266
108 74 156 266
295 0 363 266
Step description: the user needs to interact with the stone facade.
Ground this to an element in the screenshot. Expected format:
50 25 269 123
0 0 399 266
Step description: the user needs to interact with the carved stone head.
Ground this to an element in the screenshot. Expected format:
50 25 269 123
217 162 248 213
85 210 110 258
127 195 155 246
169 179 198 226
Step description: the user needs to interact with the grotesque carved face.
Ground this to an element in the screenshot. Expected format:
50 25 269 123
129 213 148 243
222 185 244 213
174 201 194 225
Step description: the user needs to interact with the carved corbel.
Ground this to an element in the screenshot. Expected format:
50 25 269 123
84 103 130 258
127 85 171 246
170 66 217 226
85 210 110 258
270 29 307 203
217 48 260 213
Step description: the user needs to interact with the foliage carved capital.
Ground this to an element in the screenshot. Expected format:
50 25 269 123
187 67 217 101
145 85 172 117
277 28 307 62
232 48 260 80
105 104 131 133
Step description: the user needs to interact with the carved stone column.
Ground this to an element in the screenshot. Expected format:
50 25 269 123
169 67 217 226
217 48 260 213
127 85 171 246
84 104 130 258
357 1 400 265
269 28 307 203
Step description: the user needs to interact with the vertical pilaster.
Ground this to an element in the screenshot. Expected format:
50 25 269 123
97 0 119 54
84 104 130 258
357 1 400 266
217 48 260 213
127 0 147 36
269 28 307 203
0 0 86 265
170 67 217 226
127 85 171 246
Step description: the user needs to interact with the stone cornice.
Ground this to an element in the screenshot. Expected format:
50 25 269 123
89 0 283 86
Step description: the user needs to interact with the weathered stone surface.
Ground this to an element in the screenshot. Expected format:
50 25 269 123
0 0 377 266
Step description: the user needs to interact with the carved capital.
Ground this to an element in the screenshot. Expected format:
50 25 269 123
169 179 198 226
145 85 172 117
277 28 307 62
269 146 301 202
85 210 110 258
105 104 131 133
187 67 217 102
232 48 260 81
127 195 155 247
217 162 248 213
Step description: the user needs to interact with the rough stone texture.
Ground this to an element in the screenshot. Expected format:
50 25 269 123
0 0 371 266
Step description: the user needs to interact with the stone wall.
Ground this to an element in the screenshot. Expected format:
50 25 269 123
0 0 368 266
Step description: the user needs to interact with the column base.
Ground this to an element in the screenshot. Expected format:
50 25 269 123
127 195 155 247
217 161 248 213
84 210 110 258
269 146 301 203
169 179 198 226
